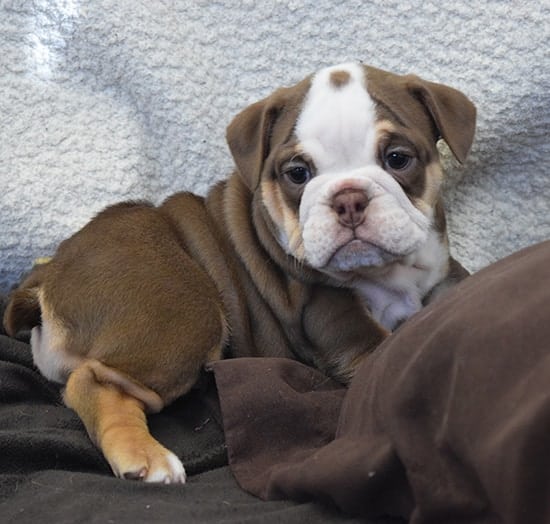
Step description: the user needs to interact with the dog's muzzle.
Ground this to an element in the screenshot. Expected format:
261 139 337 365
299 167 431 272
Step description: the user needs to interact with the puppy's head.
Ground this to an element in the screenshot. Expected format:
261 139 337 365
227 63 475 279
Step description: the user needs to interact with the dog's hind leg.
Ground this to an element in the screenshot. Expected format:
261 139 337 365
64 361 186 483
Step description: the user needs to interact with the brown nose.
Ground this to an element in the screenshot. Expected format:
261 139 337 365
331 189 368 228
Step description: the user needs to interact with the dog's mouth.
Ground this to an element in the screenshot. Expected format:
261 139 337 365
325 238 401 272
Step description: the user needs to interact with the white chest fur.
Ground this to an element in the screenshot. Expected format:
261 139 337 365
354 229 449 330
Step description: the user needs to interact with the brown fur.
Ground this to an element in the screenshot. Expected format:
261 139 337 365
330 70 351 88
3 64 476 483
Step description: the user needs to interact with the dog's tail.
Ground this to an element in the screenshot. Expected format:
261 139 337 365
3 262 49 337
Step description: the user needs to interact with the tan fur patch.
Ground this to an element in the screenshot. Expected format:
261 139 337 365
330 70 351 89
422 161 444 207
261 179 305 260
374 119 396 136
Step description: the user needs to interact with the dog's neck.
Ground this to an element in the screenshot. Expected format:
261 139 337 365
206 176 314 333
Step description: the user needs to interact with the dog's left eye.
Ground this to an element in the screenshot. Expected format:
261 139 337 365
385 151 412 171
285 166 311 185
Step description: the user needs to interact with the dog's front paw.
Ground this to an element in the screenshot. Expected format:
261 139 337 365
104 436 187 484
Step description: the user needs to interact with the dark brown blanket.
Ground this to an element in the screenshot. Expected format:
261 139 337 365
210 240 550 523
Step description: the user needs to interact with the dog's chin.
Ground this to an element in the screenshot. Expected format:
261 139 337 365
324 239 401 273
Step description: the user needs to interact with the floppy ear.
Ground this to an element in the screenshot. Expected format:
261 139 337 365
226 78 311 190
226 96 280 190
405 75 476 164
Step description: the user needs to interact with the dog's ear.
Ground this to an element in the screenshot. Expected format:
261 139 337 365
226 79 311 190
226 96 280 190
405 75 476 164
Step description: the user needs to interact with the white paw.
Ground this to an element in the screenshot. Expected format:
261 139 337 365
141 451 187 484
109 444 187 484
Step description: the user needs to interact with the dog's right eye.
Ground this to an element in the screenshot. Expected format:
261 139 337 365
285 166 311 185
385 151 412 171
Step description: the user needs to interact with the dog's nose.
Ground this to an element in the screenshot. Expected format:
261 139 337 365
331 189 368 228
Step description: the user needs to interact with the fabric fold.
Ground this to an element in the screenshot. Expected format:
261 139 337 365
211 241 550 523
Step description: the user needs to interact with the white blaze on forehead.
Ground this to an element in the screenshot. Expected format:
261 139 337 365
295 63 378 173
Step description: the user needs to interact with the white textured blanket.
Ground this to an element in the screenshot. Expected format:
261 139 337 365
1 0 549 292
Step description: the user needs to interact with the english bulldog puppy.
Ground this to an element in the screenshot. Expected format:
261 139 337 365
4 63 476 483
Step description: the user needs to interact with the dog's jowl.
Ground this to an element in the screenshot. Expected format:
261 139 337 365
4 63 476 483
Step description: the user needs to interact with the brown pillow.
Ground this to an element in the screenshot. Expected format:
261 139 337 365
210 240 550 522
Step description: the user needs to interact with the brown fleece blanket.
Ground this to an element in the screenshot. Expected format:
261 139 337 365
210 240 550 523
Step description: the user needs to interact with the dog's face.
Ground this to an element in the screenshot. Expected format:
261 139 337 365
227 63 475 280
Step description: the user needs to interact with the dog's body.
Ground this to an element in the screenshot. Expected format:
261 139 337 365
4 63 475 483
